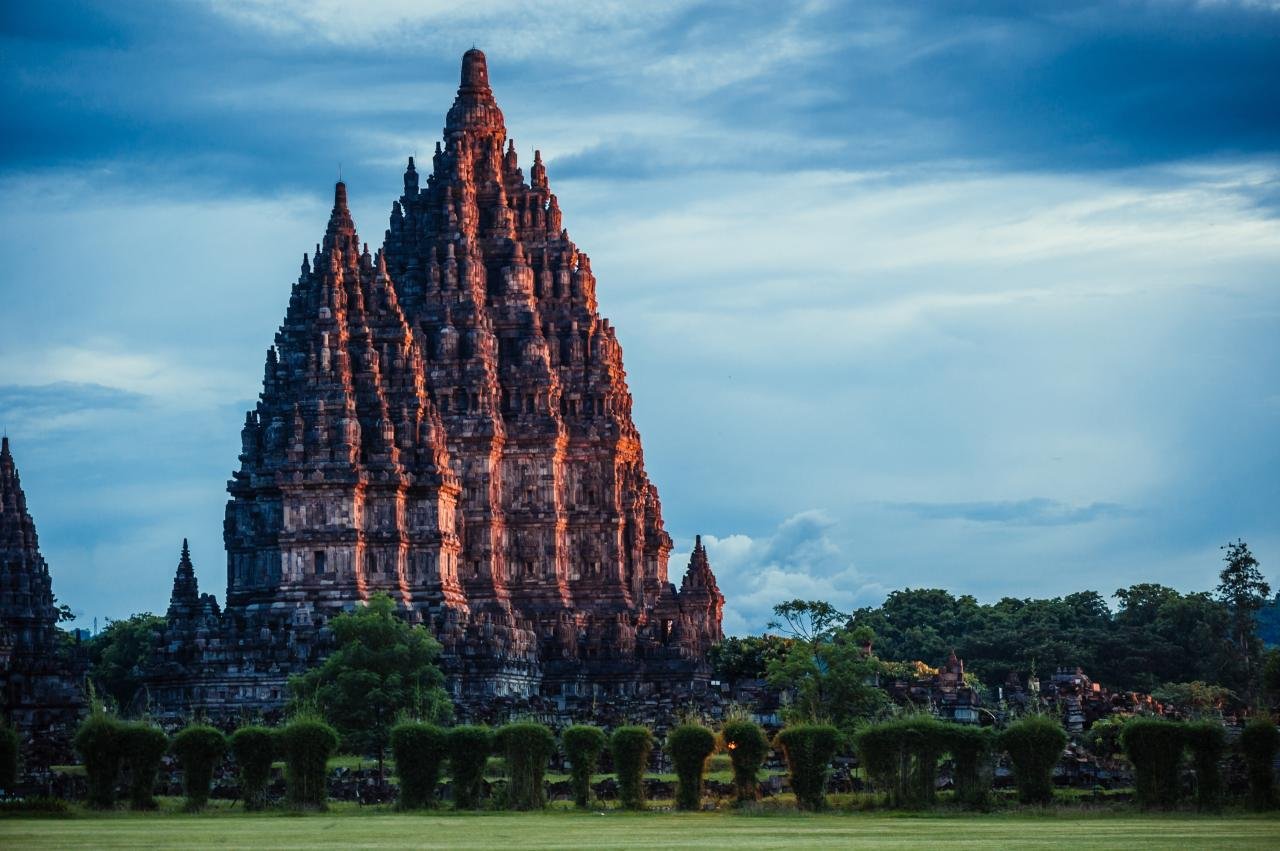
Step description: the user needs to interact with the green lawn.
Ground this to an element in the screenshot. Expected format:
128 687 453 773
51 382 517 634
3 809 1278 849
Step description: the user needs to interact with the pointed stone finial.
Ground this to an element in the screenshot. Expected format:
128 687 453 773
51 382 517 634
334 181 348 210
1 435 8 457
181 537 191 561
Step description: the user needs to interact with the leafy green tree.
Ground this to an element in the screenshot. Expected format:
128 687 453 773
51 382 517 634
708 634 793 682
287 593 452 774
1217 539 1270 692
766 601 888 730
87 614 164 711
1150 682 1235 718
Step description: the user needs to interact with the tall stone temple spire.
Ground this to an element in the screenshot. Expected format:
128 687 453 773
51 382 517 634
0 436 59 658
155 49 722 714
0 437 83 744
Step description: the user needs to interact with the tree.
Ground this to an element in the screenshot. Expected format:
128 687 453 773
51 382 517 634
708 634 793 683
87 613 164 711
287 593 452 776
1217 539 1270 691
765 601 888 730
1150 682 1235 718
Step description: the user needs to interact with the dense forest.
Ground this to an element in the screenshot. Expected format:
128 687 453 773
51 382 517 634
712 540 1279 710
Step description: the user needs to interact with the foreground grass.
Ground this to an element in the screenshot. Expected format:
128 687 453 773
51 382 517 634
2 807 1278 850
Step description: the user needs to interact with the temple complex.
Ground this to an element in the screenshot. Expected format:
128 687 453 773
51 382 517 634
0 437 84 757
150 50 722 716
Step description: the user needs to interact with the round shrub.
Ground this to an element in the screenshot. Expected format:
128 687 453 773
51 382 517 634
1121 717 1186 809
943 724 995 809
610 725 655 811
118 722 169 811
561 725 607 809
774 724 840 812
279 716 339 810
390 721 448 809
495 721 556 810
1183 720 1225 812
171 724 227 811
0 722 19 791
855 716 950 809
73 712 124 809
229 725 276 811
1240 718 1279 811
668 723 717 811
720 719 770 804
446 725 493 810
998 715 1066 805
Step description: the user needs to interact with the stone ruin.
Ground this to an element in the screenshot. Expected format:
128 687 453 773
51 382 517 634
149 50 723 719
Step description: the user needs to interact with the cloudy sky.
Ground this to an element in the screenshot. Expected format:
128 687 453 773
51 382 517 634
2 1 1277 635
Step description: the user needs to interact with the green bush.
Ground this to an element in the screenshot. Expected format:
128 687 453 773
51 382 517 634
170 724 226 811
279 716 339 810
447 725 493 810
118 722 169 811
610 726 654 811
1183 721 1225 811
998 715 1066 805
495 722 555 810
1121 717 1186 809
719 719 770 803
943 724 995 809
73 712 125 809
229 726 276 811
668 723 717 811
1240 718 1279 811
774 724 840 811
561 725 607 809
855 716 949 809
390 722 448 809
0 722 18 790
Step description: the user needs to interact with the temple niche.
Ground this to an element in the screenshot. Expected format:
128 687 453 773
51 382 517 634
152 50 722 716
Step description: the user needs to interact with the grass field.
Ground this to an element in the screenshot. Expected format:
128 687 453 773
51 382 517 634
3 808 1279 849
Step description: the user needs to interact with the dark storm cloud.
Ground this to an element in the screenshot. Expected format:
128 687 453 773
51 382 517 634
0 382 144 421
891 498 1135 527
3 1 1277 197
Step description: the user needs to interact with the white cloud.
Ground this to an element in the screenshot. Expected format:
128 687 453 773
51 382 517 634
673 510 888 635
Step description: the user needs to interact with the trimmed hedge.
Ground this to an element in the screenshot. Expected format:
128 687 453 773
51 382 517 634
720 720 770 804
279 716 339 810
495 721 556 810
0 722 18 791
447 725 493 810
390 722 448 810
119 722 169 811
1240 718 1279 811
73 712 124 809
668 723 717 811
1184 721 1225 812
1121 717 1186 809
774 724 840 812
943 724 995 809
171 724 226 811
229 726 276 810
562 725 607 809
998 715 1066 805
855 716 948 809
611 726 655 811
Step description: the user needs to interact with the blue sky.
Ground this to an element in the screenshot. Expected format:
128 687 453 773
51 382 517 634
1 0 1277 635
